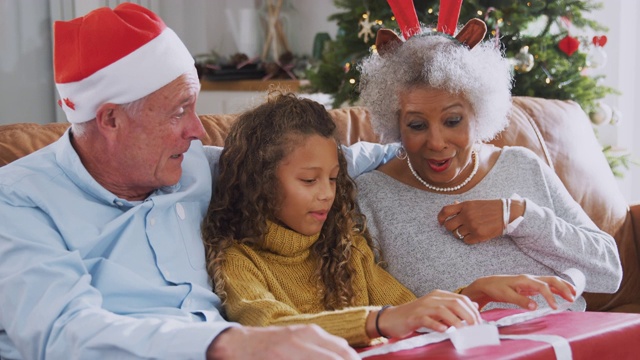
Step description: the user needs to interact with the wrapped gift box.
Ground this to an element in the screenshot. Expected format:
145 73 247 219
360 308 640 359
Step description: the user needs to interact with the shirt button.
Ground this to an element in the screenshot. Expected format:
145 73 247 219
176 203 186 220
115 201 123 206
149 217 156 226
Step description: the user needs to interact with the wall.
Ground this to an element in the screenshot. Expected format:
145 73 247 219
0 0 55 125
0 0 339 125
157 0 339 60
592 0 640 202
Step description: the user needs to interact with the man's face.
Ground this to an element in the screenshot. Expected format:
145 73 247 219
113 70 205 197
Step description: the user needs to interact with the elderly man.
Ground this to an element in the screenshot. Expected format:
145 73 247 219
0 4 393 359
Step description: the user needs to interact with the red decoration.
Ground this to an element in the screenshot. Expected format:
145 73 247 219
386 0 420 39
437 0 463 36
592 35 608 47
57 98 75 110
558 35 580 56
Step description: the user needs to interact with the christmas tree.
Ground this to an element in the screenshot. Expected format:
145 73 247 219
306 0 626 173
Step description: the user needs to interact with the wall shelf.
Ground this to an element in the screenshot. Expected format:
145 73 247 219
200 79 309 92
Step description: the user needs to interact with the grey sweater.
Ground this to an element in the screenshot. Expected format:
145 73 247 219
356 146 622 311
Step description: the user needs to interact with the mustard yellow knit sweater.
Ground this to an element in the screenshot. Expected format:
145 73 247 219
221 222 417 347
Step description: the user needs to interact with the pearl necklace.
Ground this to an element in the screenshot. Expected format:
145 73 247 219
406 151 479 192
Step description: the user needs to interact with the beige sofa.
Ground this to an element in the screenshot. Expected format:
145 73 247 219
1 96 638 312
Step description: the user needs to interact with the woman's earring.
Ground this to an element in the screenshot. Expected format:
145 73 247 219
395 146 407 160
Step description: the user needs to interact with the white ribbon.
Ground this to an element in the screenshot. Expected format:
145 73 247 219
358 332 572 359
359 268 584 359
501 334 572 360
358 332 449 358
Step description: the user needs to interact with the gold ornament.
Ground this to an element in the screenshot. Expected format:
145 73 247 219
513 46 535 73
589 101 613 126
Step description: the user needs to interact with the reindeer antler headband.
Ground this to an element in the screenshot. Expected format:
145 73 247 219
377 0 487 55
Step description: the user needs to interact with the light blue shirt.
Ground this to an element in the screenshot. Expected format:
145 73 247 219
0 130 396 360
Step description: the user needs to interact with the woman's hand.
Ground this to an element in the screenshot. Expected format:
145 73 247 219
367 290 481 339
460 274 576 310
438 199 525 244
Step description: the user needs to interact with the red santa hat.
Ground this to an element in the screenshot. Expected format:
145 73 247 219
53 3 195 123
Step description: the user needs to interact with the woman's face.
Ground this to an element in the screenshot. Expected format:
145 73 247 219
398 86 476 188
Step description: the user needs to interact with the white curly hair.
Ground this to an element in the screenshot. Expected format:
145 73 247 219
358 29 513 144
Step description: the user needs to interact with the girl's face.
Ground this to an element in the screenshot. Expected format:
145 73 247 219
398 86 476 188
274 134 339 236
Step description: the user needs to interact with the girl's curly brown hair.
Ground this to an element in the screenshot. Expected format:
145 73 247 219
202 91 375 310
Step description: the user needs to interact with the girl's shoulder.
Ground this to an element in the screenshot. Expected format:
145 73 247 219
225 242 261 263
349 234 377 259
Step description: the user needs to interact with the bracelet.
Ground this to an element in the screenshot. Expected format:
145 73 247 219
501 198 508 235
453 286 466 294
375 305 392 339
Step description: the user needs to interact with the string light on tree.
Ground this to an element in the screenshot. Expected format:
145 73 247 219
307 0 616 120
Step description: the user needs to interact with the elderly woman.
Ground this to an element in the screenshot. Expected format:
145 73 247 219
355 23 622 311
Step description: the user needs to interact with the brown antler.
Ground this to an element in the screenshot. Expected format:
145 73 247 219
380 0 487 53
375 28 403 57
455 18 487 49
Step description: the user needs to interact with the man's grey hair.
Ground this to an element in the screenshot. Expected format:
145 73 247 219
358 30 513 144
70 96 148 138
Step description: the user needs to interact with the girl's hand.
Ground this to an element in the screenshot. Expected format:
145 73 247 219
461 274 576 310
369 290 481 339
438 199 525 244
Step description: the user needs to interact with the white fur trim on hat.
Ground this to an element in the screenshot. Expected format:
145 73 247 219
56 28 194 123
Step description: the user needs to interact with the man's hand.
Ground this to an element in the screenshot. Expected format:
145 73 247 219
207 324 359 360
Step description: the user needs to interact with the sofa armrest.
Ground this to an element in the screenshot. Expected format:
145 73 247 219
583 204 640 312
629 203 640 275
608 204 640 312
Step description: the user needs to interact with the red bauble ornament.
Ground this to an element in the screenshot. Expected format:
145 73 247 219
558 35 580 56
592 35 608 47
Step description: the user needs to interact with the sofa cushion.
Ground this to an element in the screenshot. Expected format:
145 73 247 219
199 106 378 148
0 122 69 166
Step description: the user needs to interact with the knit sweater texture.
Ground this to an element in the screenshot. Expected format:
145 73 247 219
356 146 622 311
220 222 416 346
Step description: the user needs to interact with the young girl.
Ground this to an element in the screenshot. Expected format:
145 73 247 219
201 92 575 347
